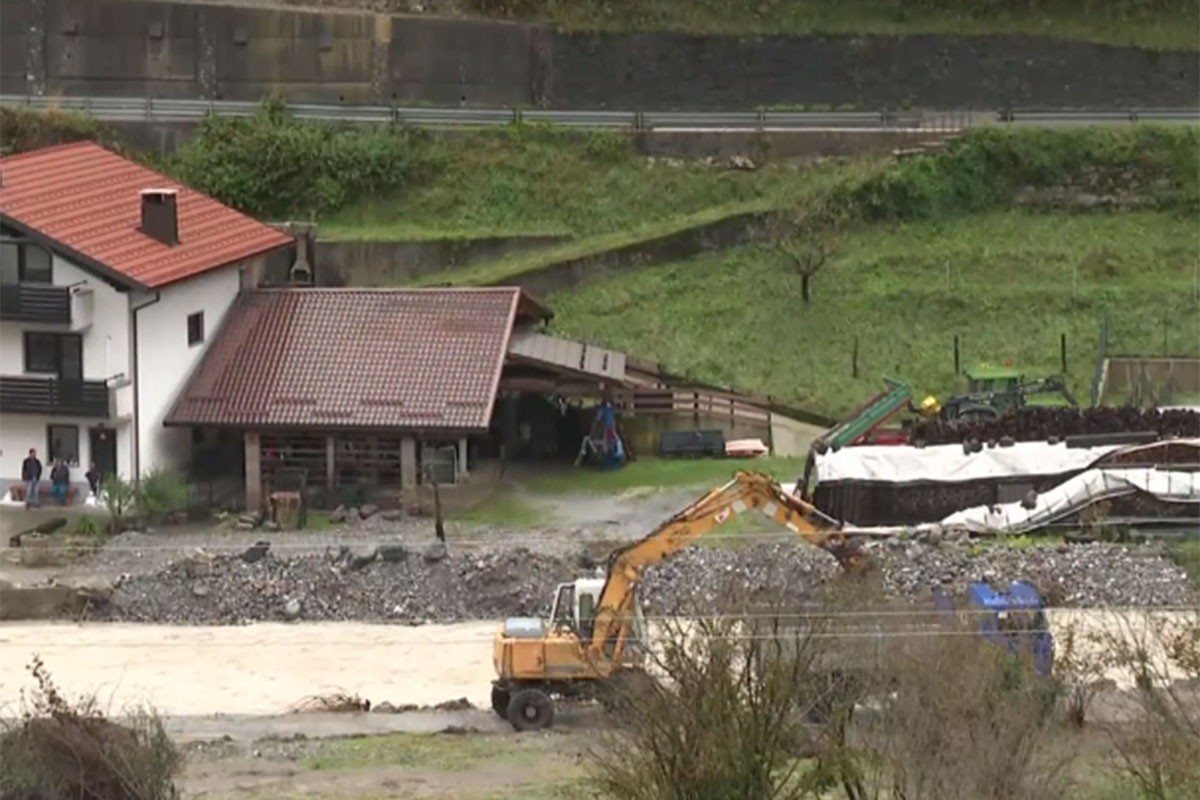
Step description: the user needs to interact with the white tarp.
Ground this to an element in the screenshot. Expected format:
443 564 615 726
850 467 1199 536
813 440 1124 484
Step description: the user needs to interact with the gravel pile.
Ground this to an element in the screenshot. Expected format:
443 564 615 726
98 543 573 625
92 538 1195 625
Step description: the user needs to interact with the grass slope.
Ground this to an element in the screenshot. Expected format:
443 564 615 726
549 210 1200 417
465 0 1199 50
320 127 859 241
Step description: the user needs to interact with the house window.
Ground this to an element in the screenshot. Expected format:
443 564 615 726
187 312 204 346
0 239 52 284
24 332 82 377
24 332 60 373
47 425 80 466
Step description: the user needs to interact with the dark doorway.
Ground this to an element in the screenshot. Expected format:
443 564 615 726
90 426 117 476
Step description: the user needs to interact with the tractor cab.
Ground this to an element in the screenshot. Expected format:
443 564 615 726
964 364 1023 399
933 580 1054 677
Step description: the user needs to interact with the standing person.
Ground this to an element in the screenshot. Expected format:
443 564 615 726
21 448 42 508
50 459 71 506
85 463 102 500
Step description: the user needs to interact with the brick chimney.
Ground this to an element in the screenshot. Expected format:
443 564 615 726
139 188 178 246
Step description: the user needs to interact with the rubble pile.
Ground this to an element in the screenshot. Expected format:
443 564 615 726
908 407 1199 446
98 542 572 625
92 536 1195 625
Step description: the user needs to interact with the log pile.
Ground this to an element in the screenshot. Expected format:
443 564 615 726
907 407 1199 446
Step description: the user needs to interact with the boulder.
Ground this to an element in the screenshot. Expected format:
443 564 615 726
241 540 271 563
359 504 379 519
423 541 448 563
329 505 349 524
379 544 408 563
283 598 302 620
346 546 379 572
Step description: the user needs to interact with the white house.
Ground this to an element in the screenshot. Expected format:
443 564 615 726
0 141 293 500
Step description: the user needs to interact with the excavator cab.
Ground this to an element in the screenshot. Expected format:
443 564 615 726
550 578 647 654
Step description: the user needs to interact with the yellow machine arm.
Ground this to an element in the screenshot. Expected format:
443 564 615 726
586 470 868 663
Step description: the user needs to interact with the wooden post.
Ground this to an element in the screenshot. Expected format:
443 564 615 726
325 436 336 497
244 431 261 512
954 335 961 375
852 337 859 378
400 436 418 489
1060 333 1067 373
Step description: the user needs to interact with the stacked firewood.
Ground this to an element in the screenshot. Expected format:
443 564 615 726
907 407 1199 446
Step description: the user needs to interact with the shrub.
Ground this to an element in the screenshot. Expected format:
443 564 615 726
70 514 105 537
169 98 416 218
137 468 191 522
0 106 126 156
849 126 1200 221
0 656 182 800
101 474 137 535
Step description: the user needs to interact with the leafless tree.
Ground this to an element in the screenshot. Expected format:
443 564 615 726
776 239 827 304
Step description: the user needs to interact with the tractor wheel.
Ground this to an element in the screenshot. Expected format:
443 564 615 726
506 688 555 732
490 685 511 719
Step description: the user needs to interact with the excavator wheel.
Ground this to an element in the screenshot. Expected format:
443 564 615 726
490 685 511 718
507 688 556 732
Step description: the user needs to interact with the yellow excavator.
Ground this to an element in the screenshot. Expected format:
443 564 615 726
490 470 870 730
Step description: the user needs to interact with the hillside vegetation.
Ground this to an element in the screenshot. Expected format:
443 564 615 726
550 211 1200 416
463 0 1199 49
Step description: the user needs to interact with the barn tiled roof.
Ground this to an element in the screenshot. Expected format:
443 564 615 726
0 142 292 289
165 288 547 432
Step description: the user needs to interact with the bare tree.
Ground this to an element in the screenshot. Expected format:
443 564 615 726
776 239 827 304
757 212 830 304
1092 610 1200 799
590 587 857 800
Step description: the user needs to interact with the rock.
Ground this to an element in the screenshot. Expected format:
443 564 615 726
433 697 473 711
372 701 398 714
346 547 379 572
283 598 302 620
241 540 271 564
379 544 408 563
237 511 261 526
262 520 280 532
424 541 448 563
728 154 757 171
182 551 216 578
380 509 405 522
359 504 379 519
192 584 210 598
329 506 349 524
235 521 256 531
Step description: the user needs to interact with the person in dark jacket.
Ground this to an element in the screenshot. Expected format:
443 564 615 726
50 459 71 505
85 463 102 499
21 448 42 508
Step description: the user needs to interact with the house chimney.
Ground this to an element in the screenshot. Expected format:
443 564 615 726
139 188 178 246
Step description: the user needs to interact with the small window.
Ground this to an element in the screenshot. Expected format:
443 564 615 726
47 425 80 466
187 312 205 346
0 242 19 283
24 332 59 373
22 245 51 283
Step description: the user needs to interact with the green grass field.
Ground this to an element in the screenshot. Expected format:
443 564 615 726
466 0 1198 50
320 128 866 242
548 210 1200 417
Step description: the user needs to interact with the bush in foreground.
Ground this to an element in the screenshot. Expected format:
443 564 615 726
0 657 182 800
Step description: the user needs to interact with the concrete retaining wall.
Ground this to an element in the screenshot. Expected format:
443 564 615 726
309 234 566 287
3 0 1196 109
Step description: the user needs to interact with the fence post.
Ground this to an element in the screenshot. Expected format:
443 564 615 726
852 337 859 378
954 335 960 375
1060 333 1067 374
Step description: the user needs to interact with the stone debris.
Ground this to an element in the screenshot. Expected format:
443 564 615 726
85 535 1196 626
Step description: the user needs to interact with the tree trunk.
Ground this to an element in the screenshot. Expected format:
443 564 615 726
801 275 811 304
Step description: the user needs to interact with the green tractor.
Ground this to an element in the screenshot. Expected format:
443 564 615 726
935 364 1079 423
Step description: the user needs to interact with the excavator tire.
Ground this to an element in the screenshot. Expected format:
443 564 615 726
490 685 511 718
507 688 555 731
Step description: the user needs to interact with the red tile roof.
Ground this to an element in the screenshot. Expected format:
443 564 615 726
0 142 292 289
166 288 549 432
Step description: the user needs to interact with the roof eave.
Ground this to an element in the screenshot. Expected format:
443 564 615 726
144 236 294 290
0 212 148 292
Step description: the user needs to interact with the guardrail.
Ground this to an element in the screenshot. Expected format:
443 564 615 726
3 94 1196 131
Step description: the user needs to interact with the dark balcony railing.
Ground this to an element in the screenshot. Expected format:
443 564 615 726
0 377 109 417
0 283 71 323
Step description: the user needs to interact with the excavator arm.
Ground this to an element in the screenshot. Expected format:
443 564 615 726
585 470 869 664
